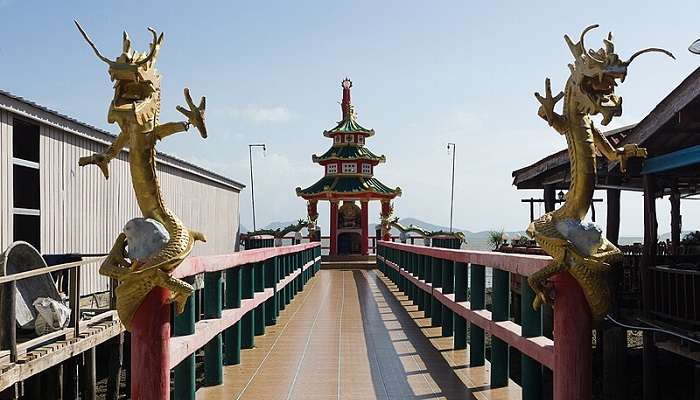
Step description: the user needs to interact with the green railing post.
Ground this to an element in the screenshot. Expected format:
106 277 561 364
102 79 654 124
173 277 196 400
424 255 432 318
491 268 510 387
431 257 442 327
264 258 276 326
454 262 468 349
254 261 265 336
278 255 286 312
416 253 425 312
241 263 255 349
441 258 454 337
470 264 485 367
203 271 223 386
285 254 292 305
224 268 241 365
521 275 543 400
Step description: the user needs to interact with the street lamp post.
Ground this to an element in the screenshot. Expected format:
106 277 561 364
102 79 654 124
447 143 456 232
249 143 266 231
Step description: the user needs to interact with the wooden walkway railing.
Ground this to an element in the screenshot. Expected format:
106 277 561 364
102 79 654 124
377 241 592 400
165 242 322 400
0 253 121 399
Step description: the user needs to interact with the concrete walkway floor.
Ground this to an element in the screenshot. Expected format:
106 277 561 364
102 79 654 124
196 269 520 400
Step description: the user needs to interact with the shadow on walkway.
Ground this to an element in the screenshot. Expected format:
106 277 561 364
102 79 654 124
353 270 476 400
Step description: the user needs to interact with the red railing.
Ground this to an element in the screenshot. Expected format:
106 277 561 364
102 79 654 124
131 242 322 400
377 241 593 400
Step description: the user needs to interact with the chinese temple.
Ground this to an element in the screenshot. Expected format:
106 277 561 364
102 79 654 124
296 79 401 256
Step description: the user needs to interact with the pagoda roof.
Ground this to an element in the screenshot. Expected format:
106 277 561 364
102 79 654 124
296 175 401 199
323 117 375 137
312 145 386 163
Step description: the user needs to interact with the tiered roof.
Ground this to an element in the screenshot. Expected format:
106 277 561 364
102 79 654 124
296 79 400 200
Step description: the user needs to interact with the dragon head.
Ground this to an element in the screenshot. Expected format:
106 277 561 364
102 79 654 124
565 24 674 125
75 21 164 130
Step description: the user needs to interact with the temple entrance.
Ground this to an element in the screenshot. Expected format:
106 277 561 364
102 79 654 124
337 231 361 255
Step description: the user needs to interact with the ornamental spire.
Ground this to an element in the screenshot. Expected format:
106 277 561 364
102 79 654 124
341 78 352 121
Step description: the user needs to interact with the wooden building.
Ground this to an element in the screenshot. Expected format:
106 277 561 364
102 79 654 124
0 89 244 295
512 67 700 399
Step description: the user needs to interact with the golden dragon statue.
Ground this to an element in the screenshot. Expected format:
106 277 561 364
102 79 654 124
527 25 673 321
75 21 208 330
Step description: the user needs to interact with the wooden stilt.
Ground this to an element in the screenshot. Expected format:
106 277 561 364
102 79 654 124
106 333 123 400
80 347 97 400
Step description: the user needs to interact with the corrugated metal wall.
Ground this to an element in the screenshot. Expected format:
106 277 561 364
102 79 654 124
2 109 240 295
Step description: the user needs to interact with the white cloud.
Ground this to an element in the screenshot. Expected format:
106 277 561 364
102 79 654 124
216 105 298 124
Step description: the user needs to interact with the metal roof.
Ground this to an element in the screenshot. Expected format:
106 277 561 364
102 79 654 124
0 89 245 191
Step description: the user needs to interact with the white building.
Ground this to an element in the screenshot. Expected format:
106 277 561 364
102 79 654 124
0 89 244 295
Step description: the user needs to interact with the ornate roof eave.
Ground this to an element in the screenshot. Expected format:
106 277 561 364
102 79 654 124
323 128 375 138
296 189 401 201
312 154 386 164
295 178 401 199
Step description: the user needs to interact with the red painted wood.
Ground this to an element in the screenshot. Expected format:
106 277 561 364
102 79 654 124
552 271 592 400
174 243 320 279
169 256 319 369
330 202 339 255
379 241 551 277
379 256 555 369
361 201 369 256
131 287 170 400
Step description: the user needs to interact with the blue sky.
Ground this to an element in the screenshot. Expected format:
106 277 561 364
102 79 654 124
1 1 699 235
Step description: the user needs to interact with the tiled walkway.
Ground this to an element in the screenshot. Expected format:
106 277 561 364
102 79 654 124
197 270 520 400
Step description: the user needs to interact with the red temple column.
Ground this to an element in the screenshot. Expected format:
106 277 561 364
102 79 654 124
131 287 171 400
552 271 592 400
360 201 369 255
330 201 338 255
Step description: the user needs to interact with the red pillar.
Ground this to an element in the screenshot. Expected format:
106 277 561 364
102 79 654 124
360 201 369 255
552 271 592 400
131 287 170 400
330 201 338 256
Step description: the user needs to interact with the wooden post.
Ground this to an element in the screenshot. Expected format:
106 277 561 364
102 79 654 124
131 287 170 400
470 264 485 367
264 258 276 326
430 257 442 327
361 201 369 256
424 255 432 318
670 184 681 256
552 272 591 400
106 333 124 400
605 177 621 245
641 174 658 313
253 262 265 336
416 254 425 311
521 276 542 400
330 201 339 256
173 276 196 399
543 185 556 214
203 270 223 386
441 259 454 337
80 347 97 400
491 269 510 388
454 262 468 349
642 331 657 400
224 268 242 365
241 264 255 349
0 281 17 363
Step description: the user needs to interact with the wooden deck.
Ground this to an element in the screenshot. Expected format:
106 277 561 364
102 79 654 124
196 269 520 400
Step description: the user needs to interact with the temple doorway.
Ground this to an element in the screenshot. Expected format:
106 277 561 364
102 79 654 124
338 232 361 255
